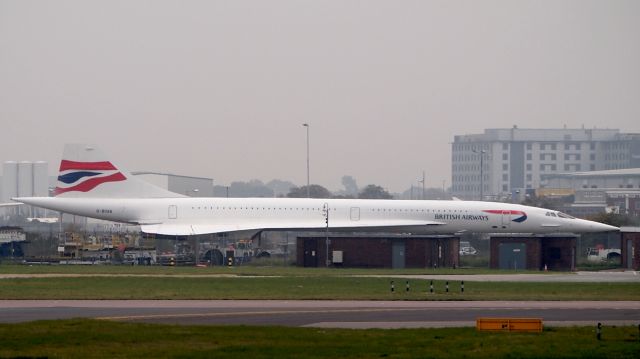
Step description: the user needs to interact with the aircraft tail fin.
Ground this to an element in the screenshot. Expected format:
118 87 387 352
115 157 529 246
53 144 183 198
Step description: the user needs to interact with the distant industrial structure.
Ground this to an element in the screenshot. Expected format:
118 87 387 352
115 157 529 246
541 168 640 190
451 127 640 200
538 168 640 218
1 161 49 217
132 172 214 197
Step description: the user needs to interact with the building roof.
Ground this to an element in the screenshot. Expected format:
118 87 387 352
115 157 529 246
454 127 624 142
132 171 213 181
550 168 640 178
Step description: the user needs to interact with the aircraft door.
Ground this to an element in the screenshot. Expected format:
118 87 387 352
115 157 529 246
350 207 360 221
168 205 177 219
501 210 511 229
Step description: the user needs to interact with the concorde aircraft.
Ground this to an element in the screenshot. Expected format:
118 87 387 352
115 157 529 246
12 145 618 236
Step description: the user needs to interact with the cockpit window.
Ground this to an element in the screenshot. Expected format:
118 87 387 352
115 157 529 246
557 212 575 219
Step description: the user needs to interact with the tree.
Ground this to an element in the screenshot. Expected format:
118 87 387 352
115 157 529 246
266 179 296 197
286 185 332 198
358 184 393 199
586 212 640 227
341 175 359 197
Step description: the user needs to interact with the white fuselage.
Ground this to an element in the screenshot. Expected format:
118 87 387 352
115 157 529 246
15 196 618 236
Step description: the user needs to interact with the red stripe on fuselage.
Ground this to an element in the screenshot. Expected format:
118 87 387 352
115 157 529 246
53 172 126 196
483 210 525 215
59 160 118 171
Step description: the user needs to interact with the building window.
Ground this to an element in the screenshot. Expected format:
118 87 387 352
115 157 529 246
590 164 596 171
502 153 508 160
503 143 509 150
575 154 581 161
526 163 532 171
590 154 596 161
564 143 570 150
526 143 532 150
502 185 508 191
540 154 545 160
590 142 596 150
503 174 508 181
502 164 508 170
551 164 557 171
526 174 532 181
576 144 581 150
551 144 557 150
527 153 532 160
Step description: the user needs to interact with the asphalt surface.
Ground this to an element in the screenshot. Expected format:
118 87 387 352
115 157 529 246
1 271 638 328
1 300 639 328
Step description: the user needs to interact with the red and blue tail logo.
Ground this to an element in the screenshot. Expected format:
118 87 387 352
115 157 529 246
483 210 528 223
54 160 126 196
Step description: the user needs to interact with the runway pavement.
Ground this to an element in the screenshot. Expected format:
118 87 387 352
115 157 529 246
1 300 639 328
1 272 638 328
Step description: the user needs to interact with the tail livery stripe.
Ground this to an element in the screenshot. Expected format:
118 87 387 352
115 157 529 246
59 160 118 171
482 210 528 223
58 171 101 184
54 172 126 196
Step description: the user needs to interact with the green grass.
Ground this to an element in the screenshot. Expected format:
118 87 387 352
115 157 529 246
0 319 638 358
0 263 555 276
0 276 638 300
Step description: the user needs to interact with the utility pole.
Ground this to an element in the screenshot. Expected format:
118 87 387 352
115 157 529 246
418 171 426 200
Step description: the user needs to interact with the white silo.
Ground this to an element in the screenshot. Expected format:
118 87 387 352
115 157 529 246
18 161 33 197
2 161 18 202
32 161 49 217
33 161 49 197
18 161 33 217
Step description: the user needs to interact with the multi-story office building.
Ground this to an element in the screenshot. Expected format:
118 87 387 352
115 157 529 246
451 127 640 200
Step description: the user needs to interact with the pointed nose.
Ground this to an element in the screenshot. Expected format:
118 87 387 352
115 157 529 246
577 219 619 233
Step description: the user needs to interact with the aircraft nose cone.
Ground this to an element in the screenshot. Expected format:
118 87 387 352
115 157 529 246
585 221 619 233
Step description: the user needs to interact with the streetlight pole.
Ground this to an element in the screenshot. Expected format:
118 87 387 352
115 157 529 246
472 149 486 201
303 123 310 198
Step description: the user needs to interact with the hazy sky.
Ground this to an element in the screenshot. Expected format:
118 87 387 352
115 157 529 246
1 0 639 193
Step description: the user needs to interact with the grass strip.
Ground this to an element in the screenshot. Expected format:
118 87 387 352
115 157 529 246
0 264 548 276
0 276 638 300
0 319 638 358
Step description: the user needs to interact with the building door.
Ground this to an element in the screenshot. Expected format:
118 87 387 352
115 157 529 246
627 239 634 269
350 207 360 221
168 205 177 219
499 242 526 270
392 240 405 269
303 238 318 267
